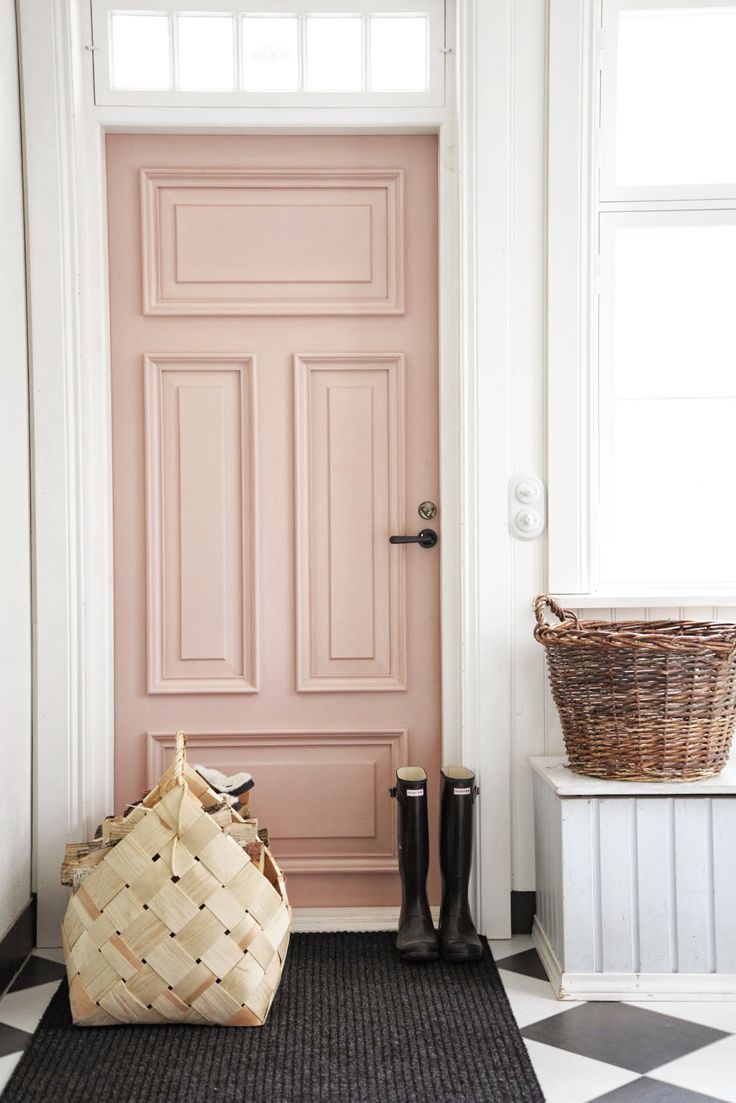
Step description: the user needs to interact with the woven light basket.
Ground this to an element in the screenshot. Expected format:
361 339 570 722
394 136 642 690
61 732 291 1026
534 595 736 781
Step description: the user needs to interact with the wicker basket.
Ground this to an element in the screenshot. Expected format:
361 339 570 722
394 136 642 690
61 732 291 1026
533 595 736 781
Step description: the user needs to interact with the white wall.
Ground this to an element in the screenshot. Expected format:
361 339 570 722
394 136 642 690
0 0 33 940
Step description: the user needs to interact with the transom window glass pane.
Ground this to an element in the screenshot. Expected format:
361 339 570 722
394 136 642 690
615 6 736 186
599 216 736 585
97 3 443 105
177 14 235 91
242 15 299 91
369 15 428 91
305 15 363 92
110 12 171 90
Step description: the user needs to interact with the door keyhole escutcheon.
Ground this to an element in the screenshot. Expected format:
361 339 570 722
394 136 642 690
418 501 437 520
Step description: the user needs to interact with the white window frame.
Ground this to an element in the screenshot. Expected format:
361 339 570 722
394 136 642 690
92 0 446 107
19 0 516 944
548 0 736 605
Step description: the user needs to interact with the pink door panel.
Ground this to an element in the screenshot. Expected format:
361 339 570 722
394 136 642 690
145 355 258 694
141 168 403 314
294 354 406 691
108 134 439 908
147 730 408 875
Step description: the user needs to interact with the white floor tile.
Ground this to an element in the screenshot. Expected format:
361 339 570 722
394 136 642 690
489 934 535 958
650 1034 736 1102
627 999 736 1035
33 948 64 964
0 1052 22 1095
0 981 60 1034
498 967 583 1028
523 1039 639 1103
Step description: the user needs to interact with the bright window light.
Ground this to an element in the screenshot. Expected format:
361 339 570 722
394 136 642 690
110 12 171 90
305 15 363 92
176 14 235 92
615 7 736 186
369 15 428 91
242 15 299 91
599 217 736 585
611 223 736 400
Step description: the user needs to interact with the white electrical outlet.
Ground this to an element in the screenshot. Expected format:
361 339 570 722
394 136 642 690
508 474 546 540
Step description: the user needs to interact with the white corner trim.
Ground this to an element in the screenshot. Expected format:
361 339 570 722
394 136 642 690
18 0 114 947
532 917 566 996
290 907 441 933
456 0 514 936
546 0 598 594
533 918 736 1001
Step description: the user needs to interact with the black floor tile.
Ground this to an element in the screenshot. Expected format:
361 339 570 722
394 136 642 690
0 1024 32 1059
495 947 548 982
9 956 65 994
521 1003 728 1074
590 1076 728 1102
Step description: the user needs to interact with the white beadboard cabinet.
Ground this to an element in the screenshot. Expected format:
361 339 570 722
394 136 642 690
532 757 736 1000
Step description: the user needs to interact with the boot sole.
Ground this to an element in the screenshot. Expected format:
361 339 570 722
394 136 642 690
441 947 483 963
398 948 440 962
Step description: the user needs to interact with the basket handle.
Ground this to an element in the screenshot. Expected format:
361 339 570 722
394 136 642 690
533 595 578 629
170 731 189 877
174 730 187 785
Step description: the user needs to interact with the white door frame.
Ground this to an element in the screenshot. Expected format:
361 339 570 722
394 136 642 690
18 0 514 945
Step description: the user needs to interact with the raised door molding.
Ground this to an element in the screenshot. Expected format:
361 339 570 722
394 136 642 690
144 354 258 694
146 728 408 874
140 168 404 315
294 353 407 692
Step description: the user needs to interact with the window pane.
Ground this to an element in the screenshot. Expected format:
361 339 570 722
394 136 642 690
601 399 736 585
599 216 736 585
611 221 736 399
242 15 299 91
369 15 428 91
306 16 363 92
177 15 234 91
110 12 171 90
615 7 736 186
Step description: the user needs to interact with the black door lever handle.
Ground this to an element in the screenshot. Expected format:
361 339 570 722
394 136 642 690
389 528 438 549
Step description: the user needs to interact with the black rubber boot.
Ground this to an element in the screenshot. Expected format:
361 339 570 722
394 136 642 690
439 767 483 962
390 768 439 962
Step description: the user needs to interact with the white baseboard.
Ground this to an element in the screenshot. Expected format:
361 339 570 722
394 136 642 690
290 906 441 933
532 918 736 1001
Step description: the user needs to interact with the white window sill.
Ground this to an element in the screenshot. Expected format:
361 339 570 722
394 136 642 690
551 593 736 610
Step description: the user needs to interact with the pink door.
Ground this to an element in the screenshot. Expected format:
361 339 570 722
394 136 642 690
108 134 440 908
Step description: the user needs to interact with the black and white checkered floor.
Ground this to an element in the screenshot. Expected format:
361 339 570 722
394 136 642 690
1 937 735 1101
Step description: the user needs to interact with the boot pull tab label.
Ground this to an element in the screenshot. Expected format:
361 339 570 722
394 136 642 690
454 787 472 795
406 788 424 796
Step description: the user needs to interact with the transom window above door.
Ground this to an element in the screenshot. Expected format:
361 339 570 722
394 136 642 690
91 0 446 106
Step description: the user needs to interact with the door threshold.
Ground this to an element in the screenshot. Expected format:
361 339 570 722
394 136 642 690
291 906 441 933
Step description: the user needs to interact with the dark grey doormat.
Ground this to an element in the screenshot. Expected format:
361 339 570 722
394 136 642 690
1 932 543 1103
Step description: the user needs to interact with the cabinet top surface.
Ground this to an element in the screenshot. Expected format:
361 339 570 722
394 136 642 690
530 756 736 797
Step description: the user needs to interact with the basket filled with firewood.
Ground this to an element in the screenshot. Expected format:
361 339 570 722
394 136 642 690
60 731 290 1027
